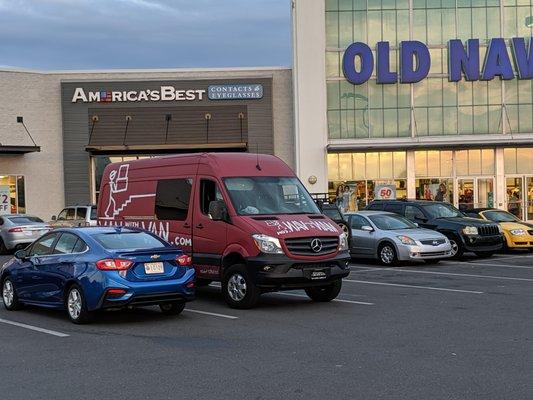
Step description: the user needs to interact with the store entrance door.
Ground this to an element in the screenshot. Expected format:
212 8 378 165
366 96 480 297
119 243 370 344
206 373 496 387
457 177 495 211
527 177 533 221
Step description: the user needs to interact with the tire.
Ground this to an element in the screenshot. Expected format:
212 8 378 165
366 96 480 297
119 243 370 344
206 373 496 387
2 277 22 311
222 264 260 309
65 285 93 324
195 279 213 287
529 248 533 253
159 301 186 315
475 252 494 258
424 259 441 265
304 279 342 302
0 238 8 255
448 237 464 259
378 242 398 266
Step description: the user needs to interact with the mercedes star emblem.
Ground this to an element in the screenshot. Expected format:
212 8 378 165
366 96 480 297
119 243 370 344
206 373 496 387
310 238 323 253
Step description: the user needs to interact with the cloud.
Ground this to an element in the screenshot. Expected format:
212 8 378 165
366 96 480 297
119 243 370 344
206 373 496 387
0 0 291 70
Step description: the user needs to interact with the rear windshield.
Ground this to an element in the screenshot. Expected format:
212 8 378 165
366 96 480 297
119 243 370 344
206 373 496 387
93 232 167 250
8 216 44 224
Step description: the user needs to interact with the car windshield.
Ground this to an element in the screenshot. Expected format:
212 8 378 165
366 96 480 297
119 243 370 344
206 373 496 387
93 231 166 250
422 203 464 219
483 210 520 222
7 216 43 224
368 214 417 230
223 177 320 216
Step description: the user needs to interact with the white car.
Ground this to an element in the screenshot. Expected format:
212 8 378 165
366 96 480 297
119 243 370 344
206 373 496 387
50 205 97 228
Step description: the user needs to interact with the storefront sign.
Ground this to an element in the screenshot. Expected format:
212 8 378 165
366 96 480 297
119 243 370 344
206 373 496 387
342 37 533 85
208 84 263 100
374 184 396 200
71 87 206 103
0 185 10 214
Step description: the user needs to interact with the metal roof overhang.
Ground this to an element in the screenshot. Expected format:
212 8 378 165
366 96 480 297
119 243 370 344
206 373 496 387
0 145 41 155
327 134 533 152
85 142 248 155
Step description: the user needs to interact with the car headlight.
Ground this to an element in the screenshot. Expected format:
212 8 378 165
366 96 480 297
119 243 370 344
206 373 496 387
338 232 349 251
510 229 526 236
252 234 284 254
397 235 416 245
497 225 503 233
462 226 478 235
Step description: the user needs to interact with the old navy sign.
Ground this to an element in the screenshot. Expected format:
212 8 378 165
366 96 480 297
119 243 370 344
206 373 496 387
342 37 533 85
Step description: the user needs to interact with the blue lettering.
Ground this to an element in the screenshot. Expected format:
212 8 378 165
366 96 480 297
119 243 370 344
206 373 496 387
342 42 374 85
482 38 515 80
376 42 398 84
511 37 533 79
448 39 480 82
400 41 431 83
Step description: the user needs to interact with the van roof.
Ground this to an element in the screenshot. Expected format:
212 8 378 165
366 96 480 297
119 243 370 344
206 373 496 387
107 152 295 177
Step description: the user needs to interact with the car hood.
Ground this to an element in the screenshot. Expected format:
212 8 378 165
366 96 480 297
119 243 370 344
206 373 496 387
499 221 533 231
239 214 342 238
392 228 446 240
434 216 496 227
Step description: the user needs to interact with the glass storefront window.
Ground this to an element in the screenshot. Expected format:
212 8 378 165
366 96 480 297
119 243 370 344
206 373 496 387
416 179 454 203
0 175 26 214
506 177 523 218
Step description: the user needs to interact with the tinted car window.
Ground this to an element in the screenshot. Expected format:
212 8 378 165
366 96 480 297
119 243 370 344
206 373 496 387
7 216 44 224
322 206 343 221
54 233 80 254
30 233 60 256
155 178 193 221
200 179 223 215
366 202 383 211
405 205 426 221
76 207 87 219
350 215 370 230
384 204 403 214
90 207 97 220
422 203 464 218
72 239 89 253
93 231 166 250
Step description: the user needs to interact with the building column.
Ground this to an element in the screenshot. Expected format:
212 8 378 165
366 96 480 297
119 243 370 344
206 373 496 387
495 147 506 210
406 150 416 199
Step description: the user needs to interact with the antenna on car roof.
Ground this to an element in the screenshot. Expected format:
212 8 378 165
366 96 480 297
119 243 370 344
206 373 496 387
255 143 262 171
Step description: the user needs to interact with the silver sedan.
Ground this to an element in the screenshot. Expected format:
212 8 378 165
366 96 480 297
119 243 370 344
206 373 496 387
345 211 452 265
0 214 52 254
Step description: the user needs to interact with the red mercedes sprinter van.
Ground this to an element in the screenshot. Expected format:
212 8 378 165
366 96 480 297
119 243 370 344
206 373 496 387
97 153 350 308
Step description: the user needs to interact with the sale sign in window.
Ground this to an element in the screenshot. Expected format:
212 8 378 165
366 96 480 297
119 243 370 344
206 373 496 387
0 185 11 214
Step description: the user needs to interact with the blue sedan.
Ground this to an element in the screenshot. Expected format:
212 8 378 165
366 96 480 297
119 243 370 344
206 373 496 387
0 227 195 323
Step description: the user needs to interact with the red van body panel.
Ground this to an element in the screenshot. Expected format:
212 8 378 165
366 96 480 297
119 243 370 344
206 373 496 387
97 153 350 289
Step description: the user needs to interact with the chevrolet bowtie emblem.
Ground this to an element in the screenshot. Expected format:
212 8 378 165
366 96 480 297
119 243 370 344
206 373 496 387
150 254 161 260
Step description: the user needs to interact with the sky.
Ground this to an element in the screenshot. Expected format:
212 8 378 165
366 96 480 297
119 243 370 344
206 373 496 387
0 0 292 70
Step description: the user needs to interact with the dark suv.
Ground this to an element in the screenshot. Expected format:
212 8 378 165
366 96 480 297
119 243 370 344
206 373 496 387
365 200 503 258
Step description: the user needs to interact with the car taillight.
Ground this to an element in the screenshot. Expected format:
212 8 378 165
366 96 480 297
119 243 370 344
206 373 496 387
176 254 192 266
8 227 24 232
96 258 133 271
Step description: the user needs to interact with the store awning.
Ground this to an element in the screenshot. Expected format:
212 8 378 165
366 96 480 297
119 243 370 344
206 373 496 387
85 142 248 155
0 145 41 155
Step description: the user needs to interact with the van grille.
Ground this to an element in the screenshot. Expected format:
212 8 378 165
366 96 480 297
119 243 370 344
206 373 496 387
478 225 499 236
285 237 339 256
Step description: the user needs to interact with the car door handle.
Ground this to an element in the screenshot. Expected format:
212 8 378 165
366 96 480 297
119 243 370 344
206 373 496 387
183 223 191 228
196 224 204 229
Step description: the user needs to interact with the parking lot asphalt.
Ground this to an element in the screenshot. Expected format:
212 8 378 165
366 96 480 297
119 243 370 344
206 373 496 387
1 253 532 400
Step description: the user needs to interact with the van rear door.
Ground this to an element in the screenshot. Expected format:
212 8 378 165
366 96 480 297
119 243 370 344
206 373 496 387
192 177 228 279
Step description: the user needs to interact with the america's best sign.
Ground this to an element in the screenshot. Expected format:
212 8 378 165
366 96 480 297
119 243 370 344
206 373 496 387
343 37 533 85
71 86 206 103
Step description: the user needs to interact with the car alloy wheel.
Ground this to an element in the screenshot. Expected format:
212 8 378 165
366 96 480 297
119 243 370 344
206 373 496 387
67 288 83 320
227 273 247 302
380 245 395 265
449 240 459 257
2 279 14 307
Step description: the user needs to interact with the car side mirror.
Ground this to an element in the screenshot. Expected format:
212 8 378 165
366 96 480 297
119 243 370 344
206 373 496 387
51 215 57 221
361 225 374 232
14 249 28 260
209 200 229 222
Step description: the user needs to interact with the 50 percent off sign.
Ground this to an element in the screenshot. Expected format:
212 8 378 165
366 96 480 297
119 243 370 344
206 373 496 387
375 184 396 200
0 186 11 214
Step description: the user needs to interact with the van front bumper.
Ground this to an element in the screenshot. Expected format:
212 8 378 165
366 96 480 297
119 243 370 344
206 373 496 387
246 251 351 290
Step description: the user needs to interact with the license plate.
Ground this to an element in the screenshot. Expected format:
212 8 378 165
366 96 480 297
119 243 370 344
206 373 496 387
310 270 328 280
144 262 164 274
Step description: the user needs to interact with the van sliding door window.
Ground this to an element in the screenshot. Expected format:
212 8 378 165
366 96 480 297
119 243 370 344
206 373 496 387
155 178 193 221
200 180 224 215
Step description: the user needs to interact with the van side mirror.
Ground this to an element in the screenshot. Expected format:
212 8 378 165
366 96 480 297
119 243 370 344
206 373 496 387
209 200 229 222
14 249 28 260
361 225 374 232
51 215 57 221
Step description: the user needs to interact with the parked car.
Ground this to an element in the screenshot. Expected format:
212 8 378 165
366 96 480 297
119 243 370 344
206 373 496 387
0 227 195 323
50 205 97 228
345 211 452 265
97 153 351 309
0 214 52 254
318 203 350 236
366 200 503 258
464 208 533 252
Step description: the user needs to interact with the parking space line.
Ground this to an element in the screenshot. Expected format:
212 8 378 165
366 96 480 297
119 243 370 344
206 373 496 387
344 279 484 294
351 267 533 282
277 292 374 305
457 262 533 270
479 254 533 262
184 308 238 319
0 318 70 337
